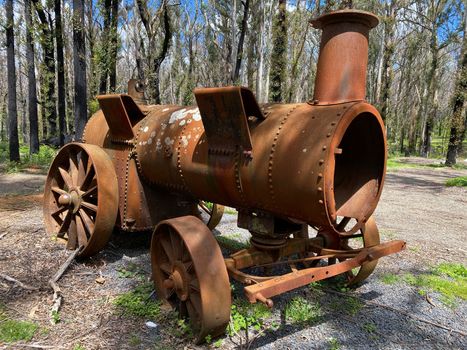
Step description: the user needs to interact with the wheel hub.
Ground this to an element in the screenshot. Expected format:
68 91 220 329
58 189 81 214
164 261 190 301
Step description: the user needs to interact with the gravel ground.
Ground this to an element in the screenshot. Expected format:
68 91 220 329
0 163 465 350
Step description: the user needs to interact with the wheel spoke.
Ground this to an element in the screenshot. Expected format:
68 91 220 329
67 218 78 250
51 206 68 220
58 210 72 233
69 152 79 185
81 201 97 212
160 236 175 263
169 230 183 261
82 185 97 199
77 151 88 185
189 279 200 293
80 165 95 190
58 167 73 190
159 262 172 275
186 297 201 328
51 186 68 196
75 214 88 248
78 208 94 237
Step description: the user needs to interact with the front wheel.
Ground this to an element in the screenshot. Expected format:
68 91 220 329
151 216 231 343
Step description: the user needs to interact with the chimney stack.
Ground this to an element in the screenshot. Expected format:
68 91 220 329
311 10 379 105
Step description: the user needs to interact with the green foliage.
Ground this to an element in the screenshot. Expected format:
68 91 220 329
380 273 401 285
362 321 377 334
213 338 223 347
445 176 467 187
73 345 86 350
129 333 141 346
117 262 144 279
227 300 271 335
0 319 38 343
113 282 161 318
328 337 340 350
0 142 56 173
175 318 192 338
88 98 100 116
51 310 60 324
285 296 322 324
215 235 250 252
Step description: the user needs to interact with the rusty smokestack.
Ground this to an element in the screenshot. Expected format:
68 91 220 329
311 10 379 105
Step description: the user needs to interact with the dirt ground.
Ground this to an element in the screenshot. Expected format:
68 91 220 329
0 163 465 350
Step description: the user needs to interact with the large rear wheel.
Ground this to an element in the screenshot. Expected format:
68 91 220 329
43 143 118 257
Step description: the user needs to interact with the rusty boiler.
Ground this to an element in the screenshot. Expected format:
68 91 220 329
43 10 405 342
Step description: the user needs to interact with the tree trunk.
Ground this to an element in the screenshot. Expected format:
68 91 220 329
421 27 439 157
6 0 20 161
25 0 39 154
55 0 66 146
233 0 250 83
445 10 467 166
108 0 119 92
379 2 396 123
98 0 111 94
33 0 57 140
73 0 87 140
269 0 287 102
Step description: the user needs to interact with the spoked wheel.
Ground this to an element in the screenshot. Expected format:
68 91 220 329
318 216 380 285
198 201 225 230
43 143 119 257
151 216 231 343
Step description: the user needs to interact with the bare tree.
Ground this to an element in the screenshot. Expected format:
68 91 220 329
25 0 39 154
73 0 87 139
6 0 19 161
55 0 66 146
269 0 287 102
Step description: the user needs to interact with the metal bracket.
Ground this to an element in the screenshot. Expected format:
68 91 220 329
194 86 264 155
98 94 145 140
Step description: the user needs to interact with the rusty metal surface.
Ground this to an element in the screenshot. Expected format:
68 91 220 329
151 216 231 343
43 143 119 257
243 240 405 303
311 10 379 105
42 8 407 343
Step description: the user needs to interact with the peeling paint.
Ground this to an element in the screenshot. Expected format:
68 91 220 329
143 126 149 132
302 148 307 153
164 137 174 146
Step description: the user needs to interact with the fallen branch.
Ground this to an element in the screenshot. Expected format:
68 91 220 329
48 248 80 325
0 231 9 239
0 273 38 291
311 286 466 337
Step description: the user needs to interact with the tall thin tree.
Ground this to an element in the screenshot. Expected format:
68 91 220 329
55 0 66 146
6 0 20 161
269 0 287 102
446 7 467 166
73 0 87 139
25 0 39 154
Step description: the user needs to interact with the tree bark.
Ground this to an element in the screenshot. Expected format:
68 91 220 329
73 0 87 140
55 0 66 146
445 9 467 166
6 0 20 161
32 0 57 140
108 0 119 92
25 0 39 154
98 0 111 94
233 0 250 83
269 0 287 102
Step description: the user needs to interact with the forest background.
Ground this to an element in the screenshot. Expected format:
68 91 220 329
1 0 466 168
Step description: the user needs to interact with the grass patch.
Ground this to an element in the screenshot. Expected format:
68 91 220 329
380 273 401 285
404 263 466 307
386 157 467 171
328 337 340 350
445 176 467 187
113 282 161 318
0 143 56 173
285 296 322 324
215 235 249 252
117 262 144 279
227 299 271 335
0 319 38 343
